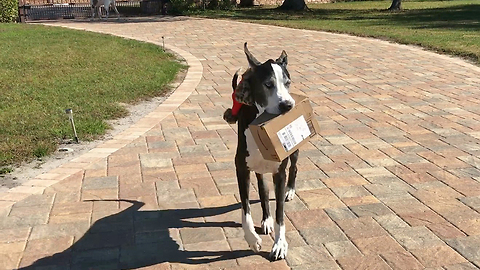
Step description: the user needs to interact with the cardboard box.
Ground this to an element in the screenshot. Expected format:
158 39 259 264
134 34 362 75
249 94 320 162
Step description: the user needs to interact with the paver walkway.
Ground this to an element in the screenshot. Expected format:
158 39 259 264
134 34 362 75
1 16 480 270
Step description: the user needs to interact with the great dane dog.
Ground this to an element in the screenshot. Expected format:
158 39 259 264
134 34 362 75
223 43 299 260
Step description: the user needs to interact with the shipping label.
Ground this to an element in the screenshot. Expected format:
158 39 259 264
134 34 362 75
277 115 311 152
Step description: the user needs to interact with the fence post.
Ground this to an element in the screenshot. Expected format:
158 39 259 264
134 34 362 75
18 0 26 22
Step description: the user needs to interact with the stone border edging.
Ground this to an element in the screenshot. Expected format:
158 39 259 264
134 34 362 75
0 24 203 210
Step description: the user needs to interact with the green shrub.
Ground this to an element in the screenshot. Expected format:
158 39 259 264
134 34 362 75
169 0 234 14
207 0 235 10
0 0 18 23
169 0 196 14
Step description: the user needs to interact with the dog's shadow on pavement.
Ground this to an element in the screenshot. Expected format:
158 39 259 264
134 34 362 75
19 199 267 269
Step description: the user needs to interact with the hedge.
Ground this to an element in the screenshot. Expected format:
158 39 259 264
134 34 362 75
0 0 18 23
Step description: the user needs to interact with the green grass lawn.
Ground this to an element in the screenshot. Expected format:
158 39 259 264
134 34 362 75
192 0 480 65
0 24 184 168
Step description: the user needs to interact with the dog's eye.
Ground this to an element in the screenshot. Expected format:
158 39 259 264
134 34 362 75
264 81 274 88
285 80 291 87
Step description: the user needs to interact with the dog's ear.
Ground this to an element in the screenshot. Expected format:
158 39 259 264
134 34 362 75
244 42 261 68
276 50 288 67
235 78 254 106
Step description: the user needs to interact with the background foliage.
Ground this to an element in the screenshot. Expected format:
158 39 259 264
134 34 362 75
0 0 18 23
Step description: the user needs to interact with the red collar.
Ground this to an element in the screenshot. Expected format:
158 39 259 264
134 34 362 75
231 79 243 116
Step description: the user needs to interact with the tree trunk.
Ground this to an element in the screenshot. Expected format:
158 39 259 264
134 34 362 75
279 0 306 11
239 0 254 7
388 0 401 10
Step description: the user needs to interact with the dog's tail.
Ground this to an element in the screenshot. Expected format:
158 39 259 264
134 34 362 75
223 108 237 124
223 69 242 124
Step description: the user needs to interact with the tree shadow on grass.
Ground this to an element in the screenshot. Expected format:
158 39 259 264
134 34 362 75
201 4 480 32
19 200 268 269
378 4 480 32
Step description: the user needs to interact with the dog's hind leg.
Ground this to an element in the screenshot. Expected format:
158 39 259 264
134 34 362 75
237 168 262 252
112 4 120 18
271 159 289 260
96 6 103 19
256 173 273 235
285 149 299 202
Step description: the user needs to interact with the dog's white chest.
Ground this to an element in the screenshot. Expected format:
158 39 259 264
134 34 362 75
245 128 281 174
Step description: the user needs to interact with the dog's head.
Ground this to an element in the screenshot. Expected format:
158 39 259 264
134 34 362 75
235 43 295 115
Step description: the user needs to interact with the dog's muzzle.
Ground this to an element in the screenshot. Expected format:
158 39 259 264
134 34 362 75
279 100 294 114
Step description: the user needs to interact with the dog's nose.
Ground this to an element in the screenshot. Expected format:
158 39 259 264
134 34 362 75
279 100 294 114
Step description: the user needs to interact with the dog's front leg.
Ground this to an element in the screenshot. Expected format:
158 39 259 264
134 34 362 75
271 159 289 261
256 173 274 235
237 168 262 252
285 149 299 201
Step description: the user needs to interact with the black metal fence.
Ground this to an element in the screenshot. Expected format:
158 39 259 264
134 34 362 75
19 0 164 21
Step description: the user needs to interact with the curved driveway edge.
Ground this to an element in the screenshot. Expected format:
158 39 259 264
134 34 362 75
0 23 203 209
1 16 480 270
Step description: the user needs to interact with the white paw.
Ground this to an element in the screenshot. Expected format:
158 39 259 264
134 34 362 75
285 187 295 202
244 230 262 252
243 212 262 252
270 238 288 260
261 216 274 235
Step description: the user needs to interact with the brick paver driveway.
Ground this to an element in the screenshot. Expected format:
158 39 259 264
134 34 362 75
1 16 480 269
